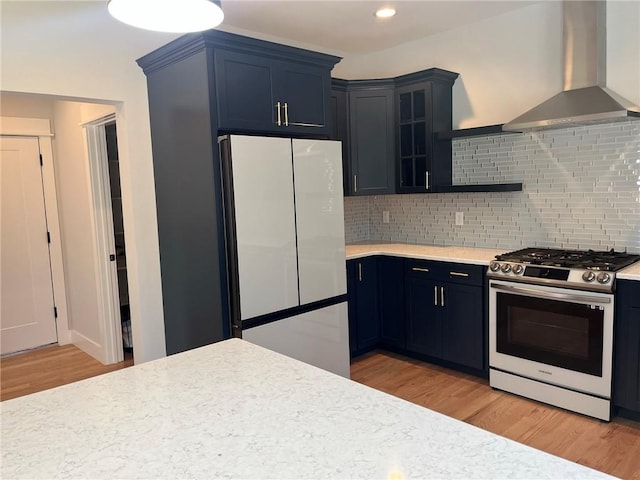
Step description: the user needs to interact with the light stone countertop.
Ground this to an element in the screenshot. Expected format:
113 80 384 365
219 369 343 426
346 242 504 265
1 339 614 479
618 262 640 281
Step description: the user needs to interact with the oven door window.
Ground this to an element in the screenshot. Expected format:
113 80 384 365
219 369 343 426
496 292 603 376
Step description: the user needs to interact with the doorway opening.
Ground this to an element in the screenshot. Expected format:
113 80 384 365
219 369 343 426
104 121 132 354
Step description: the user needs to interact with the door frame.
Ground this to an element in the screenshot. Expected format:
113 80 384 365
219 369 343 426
0 116 70 346
83 114 124 364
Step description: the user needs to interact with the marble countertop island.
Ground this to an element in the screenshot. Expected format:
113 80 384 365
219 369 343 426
1 339 614 479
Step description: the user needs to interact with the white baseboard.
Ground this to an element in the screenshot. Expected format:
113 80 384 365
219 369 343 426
70 330 107 365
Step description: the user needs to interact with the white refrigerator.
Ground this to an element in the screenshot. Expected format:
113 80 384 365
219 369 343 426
219 135 350 378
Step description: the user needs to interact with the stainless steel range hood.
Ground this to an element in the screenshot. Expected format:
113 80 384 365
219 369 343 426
503 1 640 132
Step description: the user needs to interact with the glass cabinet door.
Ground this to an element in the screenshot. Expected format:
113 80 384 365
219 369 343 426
397 85 432 192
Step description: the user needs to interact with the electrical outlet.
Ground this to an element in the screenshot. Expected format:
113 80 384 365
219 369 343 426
455 212 464 226
383 211 390 224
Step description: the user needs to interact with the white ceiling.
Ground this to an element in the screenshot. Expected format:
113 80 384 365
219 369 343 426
219 0 540 55
5 1 540 57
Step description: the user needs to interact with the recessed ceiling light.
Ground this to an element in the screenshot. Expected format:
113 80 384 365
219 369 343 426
375 7 396 19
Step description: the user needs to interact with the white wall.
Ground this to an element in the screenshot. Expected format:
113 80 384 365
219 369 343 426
52 101 103 347
333 1 640 129
0 1 178 363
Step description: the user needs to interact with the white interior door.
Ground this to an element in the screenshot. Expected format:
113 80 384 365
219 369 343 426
229 135 299 320
292 139 347 304
1 136 58 354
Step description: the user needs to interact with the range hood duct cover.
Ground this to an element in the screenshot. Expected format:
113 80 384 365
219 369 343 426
503 1 639 132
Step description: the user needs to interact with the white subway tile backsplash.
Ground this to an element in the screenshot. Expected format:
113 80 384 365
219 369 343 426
344 120 640 253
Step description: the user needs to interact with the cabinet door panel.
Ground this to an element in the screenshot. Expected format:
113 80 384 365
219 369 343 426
279 65 328 130
442 283 483 370
215 50 276 132
348 89 395 195
356 258 380 351
405 275 441 357
346 261 358 355
379 257 405 349
614 281 640 414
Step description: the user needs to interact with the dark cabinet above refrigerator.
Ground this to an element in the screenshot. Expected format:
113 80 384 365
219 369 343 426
136 30 341 355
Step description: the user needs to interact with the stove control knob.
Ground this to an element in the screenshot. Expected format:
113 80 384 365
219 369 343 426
489 262 501 272
500 263 512 273
596 272 611 284
582 271 596 282
512 264 524 275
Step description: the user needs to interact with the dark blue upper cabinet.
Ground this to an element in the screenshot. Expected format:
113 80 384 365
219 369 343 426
214 47 335 135
214 50 278 132
395 69 459 193
348 82 396 196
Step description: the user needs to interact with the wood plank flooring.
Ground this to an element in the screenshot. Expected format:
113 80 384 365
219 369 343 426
2 344 639 478
351 350 640 479
0 344 133 401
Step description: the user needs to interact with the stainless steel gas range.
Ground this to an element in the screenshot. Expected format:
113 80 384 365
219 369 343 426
487 247 640 421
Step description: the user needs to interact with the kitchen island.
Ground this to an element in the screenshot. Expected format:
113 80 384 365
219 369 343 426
1 339 613 479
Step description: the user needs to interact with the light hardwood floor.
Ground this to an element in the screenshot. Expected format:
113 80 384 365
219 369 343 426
351 350 640 479
0 344 133 401
2 344 639 478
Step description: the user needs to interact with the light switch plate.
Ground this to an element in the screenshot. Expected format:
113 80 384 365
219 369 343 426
383 211 390 224
455 212 464 226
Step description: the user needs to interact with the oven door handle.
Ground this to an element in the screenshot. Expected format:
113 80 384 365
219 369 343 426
490 283 612 304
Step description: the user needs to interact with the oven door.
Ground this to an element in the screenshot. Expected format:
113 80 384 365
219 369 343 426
489 279 613 398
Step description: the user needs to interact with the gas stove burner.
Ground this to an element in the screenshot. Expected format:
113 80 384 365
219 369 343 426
489 247 640 292
495 247 640 272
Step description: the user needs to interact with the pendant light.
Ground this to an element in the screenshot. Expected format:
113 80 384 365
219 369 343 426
108 0 224 33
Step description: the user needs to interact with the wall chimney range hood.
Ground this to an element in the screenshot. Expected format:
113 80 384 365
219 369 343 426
503 1 639 132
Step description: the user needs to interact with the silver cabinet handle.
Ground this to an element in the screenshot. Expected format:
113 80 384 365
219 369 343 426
434 286 438 306
412 267 430 272
425 171 430 190
358 262 362 282
449 271 470 277
353 175 358 193
440 286 445 307
283 102 289 126
276 101 282 126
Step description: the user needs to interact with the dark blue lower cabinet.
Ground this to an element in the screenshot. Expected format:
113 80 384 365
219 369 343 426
441 283 483 370
614 280 640 419
347 256 485 375
346 258 380 357
379 256 405 349
404 259 485 373
405 273 442 357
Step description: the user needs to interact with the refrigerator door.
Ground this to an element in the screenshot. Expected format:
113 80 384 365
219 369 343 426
229 135 299 320
243 302 350 378
292 139 347 304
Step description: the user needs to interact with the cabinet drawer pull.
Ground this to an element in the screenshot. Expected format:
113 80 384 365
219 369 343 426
449 271 470 277
412 267 430 272
440 286 445 307
353 175 358 193
425 171 430 190
358 262 362 282
434 286 438 306
276 101 282 126
283 102 289 126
